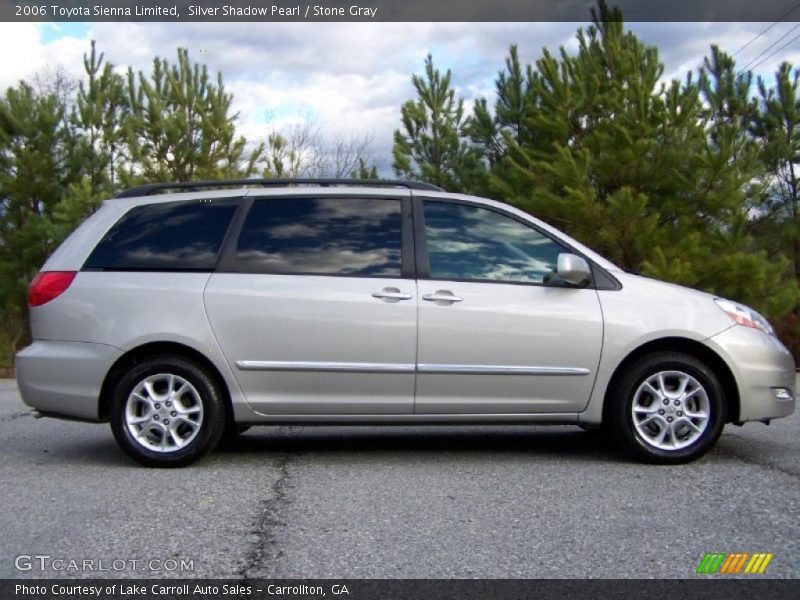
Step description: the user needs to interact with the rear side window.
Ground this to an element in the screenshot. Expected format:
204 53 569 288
84 200 237 271
236 197 403 277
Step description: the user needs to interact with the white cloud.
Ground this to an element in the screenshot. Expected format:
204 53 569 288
3 21 800 174
0 23 46 89
0 23 93 91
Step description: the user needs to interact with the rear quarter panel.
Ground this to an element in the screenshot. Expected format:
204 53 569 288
29 272 256 421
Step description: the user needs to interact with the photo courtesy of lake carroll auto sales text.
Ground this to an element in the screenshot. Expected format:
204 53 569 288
0 1 798 599
14 584 350 597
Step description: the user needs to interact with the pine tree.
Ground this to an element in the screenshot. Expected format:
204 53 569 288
263 132 304 178
392 54 483 191
73 40 127 194
468 45 531 170
755 63 800 277
676 46 795 316
485 2 794 317
122 48 263 184
0 82 79 356
351 157 378 179
43 41 130 245
753 62 800 352
495 5 691 267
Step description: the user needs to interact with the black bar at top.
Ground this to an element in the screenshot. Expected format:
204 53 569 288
5 0 800 22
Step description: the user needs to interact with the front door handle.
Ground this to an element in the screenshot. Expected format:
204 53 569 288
422 290 463 304
372 287 412 302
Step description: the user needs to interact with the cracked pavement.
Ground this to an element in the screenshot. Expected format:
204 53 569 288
0 378 798 579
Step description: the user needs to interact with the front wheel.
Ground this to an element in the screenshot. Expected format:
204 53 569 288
110 356 226 467
608 352 727 464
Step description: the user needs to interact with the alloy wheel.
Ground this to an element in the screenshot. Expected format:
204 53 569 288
124 373 204 453
631 370 710 451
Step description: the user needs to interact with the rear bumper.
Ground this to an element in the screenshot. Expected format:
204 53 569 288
704 326 796 422
15 340 122 422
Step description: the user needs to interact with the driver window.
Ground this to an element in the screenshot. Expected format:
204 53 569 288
423 201 567 284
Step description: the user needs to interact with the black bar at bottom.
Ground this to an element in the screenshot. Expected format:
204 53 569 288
1 579 796 600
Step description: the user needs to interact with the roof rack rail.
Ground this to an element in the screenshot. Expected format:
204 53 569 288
114 178 444 198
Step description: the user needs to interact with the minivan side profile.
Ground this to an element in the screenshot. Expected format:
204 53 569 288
15 179 796 467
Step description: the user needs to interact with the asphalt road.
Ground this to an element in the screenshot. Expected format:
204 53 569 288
1 378 798 579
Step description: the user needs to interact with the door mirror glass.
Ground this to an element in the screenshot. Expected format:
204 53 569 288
556 253 592 286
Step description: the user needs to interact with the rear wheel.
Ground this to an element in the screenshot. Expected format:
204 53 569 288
110 356 226 467
608 352 726 464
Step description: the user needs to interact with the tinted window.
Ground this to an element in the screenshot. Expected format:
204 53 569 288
84 200 237 271
424 201 567 284
236 197 403 277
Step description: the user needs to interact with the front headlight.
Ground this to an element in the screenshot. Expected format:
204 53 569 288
714 298 775 336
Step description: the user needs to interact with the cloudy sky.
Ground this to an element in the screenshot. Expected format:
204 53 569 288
1 20 799 172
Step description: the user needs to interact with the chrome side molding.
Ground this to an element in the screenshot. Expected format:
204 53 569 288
236 361 589 376
417 364 590 376
236 361 416 373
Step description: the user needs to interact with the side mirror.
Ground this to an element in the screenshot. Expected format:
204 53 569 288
557 253 592 286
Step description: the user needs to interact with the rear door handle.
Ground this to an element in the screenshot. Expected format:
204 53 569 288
422 291 463 303
372 288 412 302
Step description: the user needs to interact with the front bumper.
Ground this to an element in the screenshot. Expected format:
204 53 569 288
704 326 796 422
15 340 122 421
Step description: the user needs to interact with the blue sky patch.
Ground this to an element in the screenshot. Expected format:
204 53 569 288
41 22 90 44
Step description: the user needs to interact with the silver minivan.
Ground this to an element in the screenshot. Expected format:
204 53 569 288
15 179 796 466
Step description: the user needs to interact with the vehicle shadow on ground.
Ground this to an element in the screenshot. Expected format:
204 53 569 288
213 426 627 463
3 423 635 468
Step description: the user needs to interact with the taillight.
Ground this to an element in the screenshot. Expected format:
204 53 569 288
28 271 77 307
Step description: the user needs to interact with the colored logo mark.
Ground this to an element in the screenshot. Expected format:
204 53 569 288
696 552 773 574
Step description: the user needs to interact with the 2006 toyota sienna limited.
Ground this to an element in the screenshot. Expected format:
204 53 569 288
15 179 796 467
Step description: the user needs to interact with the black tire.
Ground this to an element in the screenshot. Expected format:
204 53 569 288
608 352 727 464
110 355 227 467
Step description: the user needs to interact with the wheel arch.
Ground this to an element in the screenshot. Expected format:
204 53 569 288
98 341 234 427
602 336 740 424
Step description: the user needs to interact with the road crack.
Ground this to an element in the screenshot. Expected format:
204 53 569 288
238 451 292 578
